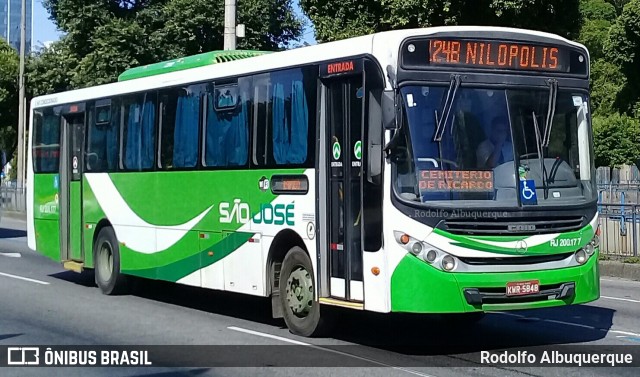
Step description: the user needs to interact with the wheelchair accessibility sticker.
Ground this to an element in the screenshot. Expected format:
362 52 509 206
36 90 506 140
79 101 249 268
519 179 537 205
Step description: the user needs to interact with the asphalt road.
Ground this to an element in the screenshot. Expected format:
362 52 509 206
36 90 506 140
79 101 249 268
1 215 639 377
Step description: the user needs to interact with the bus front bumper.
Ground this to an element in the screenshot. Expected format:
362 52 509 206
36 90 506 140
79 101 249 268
390 251 600 313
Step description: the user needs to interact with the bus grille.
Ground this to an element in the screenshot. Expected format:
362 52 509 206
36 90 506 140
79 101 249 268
458 252 574 266
442 216 585 236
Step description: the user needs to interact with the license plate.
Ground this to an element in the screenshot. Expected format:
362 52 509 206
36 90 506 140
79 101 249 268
506 280 540 296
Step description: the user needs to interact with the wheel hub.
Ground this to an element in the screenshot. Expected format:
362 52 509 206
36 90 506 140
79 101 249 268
286 267 313 317
97 241 113 281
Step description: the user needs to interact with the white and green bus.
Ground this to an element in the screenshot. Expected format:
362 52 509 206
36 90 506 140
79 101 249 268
27 26 600 336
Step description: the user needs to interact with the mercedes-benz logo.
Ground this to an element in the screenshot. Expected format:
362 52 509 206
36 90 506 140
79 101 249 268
515 240 528 254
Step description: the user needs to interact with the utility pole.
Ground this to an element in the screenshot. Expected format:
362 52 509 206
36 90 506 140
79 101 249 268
223 0 236 50
16 0 27 196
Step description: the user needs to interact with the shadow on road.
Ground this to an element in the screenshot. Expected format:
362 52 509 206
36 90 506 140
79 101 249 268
0 333 22 341
0 228 26 239
50 270 614 358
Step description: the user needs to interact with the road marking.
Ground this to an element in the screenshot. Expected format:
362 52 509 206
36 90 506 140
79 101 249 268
610 330 640 337
0 252 21 258
544 319 595 329
228 326 310 346
601 295 640 303
228 326 435 377
617 336 640 343
0 272 49 285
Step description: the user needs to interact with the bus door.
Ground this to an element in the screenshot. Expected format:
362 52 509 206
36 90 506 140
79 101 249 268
322 60 364 302
59 104 86 263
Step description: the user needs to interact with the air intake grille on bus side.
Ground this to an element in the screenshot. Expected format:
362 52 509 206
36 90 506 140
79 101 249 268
441 216 585 236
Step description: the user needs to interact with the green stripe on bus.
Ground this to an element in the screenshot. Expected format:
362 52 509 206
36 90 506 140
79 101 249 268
123 232 254 281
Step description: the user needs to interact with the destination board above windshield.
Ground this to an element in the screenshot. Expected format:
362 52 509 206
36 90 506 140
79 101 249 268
401 37 587 75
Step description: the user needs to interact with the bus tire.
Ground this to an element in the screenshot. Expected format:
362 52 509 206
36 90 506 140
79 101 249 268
279 246 327 337
94 226 128 295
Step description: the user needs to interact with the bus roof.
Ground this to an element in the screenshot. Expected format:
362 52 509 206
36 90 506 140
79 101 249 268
31 26 588 109
117 50 272 82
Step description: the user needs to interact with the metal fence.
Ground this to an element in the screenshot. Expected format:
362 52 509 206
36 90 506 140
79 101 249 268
597 203 639 257
0 186 26 213
597 165 640 185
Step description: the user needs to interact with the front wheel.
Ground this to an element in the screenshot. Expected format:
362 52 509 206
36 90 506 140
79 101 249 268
279 246 328 337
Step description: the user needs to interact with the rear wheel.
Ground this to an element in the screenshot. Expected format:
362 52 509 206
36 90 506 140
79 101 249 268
94 226 129 295
279 246 328 337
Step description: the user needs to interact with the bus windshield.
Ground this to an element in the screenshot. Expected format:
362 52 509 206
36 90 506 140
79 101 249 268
393 86 596 208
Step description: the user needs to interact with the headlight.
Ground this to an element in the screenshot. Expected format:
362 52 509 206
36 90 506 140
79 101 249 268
591 234 600 249
584 243 594 256
424 249 438 263
442 255 456 271
575 249 587 264
394 231 459 271
411 242 423 255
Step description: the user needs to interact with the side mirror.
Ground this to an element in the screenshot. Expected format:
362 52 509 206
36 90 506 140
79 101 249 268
367 90 383 184
381 90 396 130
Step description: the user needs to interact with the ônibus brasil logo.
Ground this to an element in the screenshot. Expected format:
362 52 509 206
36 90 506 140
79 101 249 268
219 199 294 226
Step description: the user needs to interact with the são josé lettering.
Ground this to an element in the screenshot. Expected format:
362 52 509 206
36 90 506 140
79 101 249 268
481 350 633 366
42 348 151 366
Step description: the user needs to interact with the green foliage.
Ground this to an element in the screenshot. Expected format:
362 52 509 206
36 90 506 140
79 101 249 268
300 0 581 43
160 0 302 56
592 113 640 167
27 38 78 97
30 0 303 89
580 0 617 21
598 253 611 260
605 0 640 114
622 256 640 263
590 60 626 115
0 39 19 154
579 19 612 59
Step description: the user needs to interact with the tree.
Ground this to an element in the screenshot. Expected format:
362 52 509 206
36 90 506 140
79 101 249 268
300 0 581 43
27 38 79 97
35 0 303 88
592 113 640 167
590 60 626 115
0 39 19 156
605 0 640 114
580 0 617 21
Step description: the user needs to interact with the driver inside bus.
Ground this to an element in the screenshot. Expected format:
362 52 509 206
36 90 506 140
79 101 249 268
476 116 514 169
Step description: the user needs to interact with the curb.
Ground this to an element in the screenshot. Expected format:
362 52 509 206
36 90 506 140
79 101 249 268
599 260 640 281
1 210 26 221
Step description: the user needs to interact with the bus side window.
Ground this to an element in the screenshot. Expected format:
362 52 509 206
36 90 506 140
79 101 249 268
86 99 119 172
32 107 62 174
121 92 157 171
253 66 317 168
159 86 202 169
204 78 250 168
253 76 270 166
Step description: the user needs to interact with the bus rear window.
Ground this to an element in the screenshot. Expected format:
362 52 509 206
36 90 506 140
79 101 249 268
32 108 61 173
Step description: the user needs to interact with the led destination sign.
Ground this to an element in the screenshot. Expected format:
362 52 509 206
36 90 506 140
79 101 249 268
402 38 586 74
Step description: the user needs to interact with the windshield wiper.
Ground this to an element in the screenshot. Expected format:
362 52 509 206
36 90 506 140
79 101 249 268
542 79 558 148
433 74 462 142
532 111 548 199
